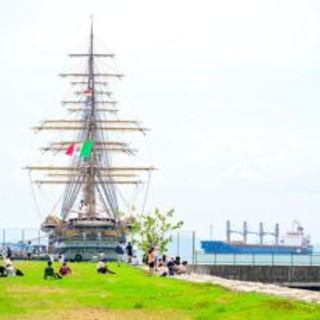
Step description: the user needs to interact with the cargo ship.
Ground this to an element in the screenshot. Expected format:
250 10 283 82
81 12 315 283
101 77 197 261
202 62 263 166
201 220 313 254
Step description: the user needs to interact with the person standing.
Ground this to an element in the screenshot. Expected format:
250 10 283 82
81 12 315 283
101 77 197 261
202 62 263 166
125 242 133 263
25 241 33 260
147 247 157 276
6 246 12 259
115 242 125 267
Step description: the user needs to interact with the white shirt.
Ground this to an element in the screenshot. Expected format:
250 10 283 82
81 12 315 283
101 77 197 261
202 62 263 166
97 261 105 270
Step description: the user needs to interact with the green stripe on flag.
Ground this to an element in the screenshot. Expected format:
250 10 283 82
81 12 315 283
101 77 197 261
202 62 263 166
80 140 94 157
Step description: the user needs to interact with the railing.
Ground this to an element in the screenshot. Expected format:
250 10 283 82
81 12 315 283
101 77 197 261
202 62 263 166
0 228 48 252
55 241 117 248
195 251 320 266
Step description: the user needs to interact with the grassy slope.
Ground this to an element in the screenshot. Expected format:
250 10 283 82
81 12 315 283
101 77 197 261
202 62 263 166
0 261 320 319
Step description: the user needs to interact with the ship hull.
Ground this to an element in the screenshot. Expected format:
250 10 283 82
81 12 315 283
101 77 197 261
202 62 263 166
47 219 123 261
201 241 313 254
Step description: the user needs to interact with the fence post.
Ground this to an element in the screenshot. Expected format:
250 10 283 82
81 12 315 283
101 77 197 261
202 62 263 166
214 252 217 265
252 253 255 266
38 229 40 247
310 254 313 266
192 231 196 271
2 229 5 247
21 229 25 244
271 253 274 266
177 231 180 257
233 253 236 265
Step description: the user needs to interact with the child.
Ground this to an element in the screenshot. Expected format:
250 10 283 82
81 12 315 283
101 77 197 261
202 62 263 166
59 262 72 276
44 261 62 279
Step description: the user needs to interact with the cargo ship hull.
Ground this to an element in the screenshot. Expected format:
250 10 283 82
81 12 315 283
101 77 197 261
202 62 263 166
201 241 313 254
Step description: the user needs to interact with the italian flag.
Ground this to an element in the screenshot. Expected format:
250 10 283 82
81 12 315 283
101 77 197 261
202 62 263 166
65 140 94 158
84 88 93 97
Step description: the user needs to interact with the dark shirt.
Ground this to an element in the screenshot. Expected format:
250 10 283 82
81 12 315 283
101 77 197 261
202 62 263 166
115 245 124 254
44 266 54 278
126 244 133 256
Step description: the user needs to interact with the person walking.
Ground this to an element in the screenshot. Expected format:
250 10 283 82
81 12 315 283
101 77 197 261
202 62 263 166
125 242 133 263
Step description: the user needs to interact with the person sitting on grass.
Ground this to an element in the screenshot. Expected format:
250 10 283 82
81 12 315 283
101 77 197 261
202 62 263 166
167 257 176 276
157 261 168 277
5 257 16 276
0 260 7 277
96 260 116 274
59 261 72 276
130 255 139 266
44 261 62 279
176 261 188 276
4 257 24 277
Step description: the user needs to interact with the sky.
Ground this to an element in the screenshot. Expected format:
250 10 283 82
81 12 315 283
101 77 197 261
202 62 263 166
1 0 320 245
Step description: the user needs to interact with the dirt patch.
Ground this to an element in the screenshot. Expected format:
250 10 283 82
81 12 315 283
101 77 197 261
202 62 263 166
267 299 296 310
3 308 189 320
216 297 232 304
5 285 68 294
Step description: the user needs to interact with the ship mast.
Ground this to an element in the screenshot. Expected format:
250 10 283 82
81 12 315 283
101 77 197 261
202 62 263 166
87 19 96 217
26 22 154 223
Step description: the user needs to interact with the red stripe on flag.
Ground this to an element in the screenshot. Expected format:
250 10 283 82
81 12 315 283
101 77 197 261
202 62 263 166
65 143 75 156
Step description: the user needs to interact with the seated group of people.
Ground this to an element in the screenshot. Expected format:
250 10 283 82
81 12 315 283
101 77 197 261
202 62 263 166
0 257 24 277
158 255 188 277
44 258 117 278
44 261 72 280
145 251 188 277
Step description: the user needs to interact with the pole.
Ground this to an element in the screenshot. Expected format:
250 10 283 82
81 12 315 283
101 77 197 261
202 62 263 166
177 232 180 257
192 231 196 271
2 229 5 249
22 229 25 244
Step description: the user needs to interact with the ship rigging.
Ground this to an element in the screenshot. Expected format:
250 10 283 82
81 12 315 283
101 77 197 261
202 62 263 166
25 21 154 260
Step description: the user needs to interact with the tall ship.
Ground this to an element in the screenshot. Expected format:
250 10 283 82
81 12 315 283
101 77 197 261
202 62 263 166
25 22 154 261
201 220 313 254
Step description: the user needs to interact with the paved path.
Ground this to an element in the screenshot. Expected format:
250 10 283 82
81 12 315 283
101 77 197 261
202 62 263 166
177 273 320 303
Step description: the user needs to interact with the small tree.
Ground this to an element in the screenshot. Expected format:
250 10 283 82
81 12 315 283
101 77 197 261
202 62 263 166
128 208 183 254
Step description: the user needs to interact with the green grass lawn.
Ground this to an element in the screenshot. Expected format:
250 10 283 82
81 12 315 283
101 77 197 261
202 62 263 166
1 261 320 319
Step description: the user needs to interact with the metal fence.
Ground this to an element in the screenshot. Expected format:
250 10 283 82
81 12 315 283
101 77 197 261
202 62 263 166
167 230 197 264
194 252 320 266
2 228 320 267
0 228 48 257
0 228 198 261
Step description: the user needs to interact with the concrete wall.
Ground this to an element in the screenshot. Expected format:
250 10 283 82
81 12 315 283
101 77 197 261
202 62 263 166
188 265 320 284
